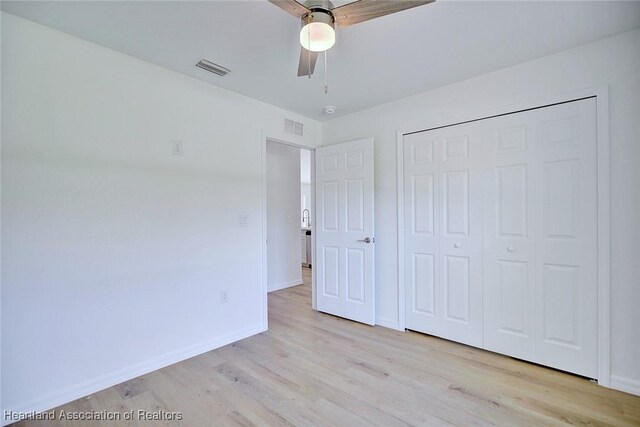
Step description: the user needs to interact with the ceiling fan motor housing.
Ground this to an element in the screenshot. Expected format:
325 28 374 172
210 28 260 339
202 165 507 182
301 0 335 29
300 4 336 52
300 10 335 30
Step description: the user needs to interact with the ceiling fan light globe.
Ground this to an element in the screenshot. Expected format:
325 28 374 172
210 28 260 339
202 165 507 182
300 22 335 52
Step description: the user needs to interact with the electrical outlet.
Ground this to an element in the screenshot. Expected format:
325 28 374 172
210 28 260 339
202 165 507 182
219 289 229 303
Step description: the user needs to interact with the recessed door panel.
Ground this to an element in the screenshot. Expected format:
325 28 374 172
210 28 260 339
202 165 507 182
444 136 469 160
445 255 470 323
322 246 339 297
346 151 364 170
346 178 364 232
542 116 578 145
544 160 577 239
498 260 528 335
322 181 339 231
412 141 435 164
497 165 527 238
497 125 527 152
412 174 435 235
542 264 580 347
323 154 339 172
412 253 435 315
444 170 469 236
346 248 365 303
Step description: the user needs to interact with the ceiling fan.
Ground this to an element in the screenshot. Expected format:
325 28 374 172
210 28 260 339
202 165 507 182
269 0 435 77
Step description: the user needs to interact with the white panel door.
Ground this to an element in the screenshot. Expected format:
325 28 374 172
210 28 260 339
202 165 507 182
438 123 483 347
482 111 537 360
535 99 598 378
404 122 483 347
315 138 375 325
403 131 440 335
483 98 598 378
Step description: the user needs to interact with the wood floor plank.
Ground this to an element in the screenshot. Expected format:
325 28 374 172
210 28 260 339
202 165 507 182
12 267 640 426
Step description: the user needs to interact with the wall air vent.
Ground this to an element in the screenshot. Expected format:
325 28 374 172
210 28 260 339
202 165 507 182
195 59 230 77
285 118 304 137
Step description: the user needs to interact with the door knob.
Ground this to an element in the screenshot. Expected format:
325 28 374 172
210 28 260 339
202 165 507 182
454 243 460 248
507 246 515 252
357 237 373 244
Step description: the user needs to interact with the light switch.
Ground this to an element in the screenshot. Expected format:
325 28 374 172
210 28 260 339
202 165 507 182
172 139 184 156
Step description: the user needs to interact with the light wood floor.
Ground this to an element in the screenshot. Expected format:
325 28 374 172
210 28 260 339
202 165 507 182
15 266 640 426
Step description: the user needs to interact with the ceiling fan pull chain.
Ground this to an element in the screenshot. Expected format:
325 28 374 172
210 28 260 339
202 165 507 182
324 50 328 94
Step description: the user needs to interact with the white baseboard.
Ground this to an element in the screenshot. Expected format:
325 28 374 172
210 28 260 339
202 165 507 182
1 323 266 426
610 375 640 396
375 317 404 331
268 278 302 293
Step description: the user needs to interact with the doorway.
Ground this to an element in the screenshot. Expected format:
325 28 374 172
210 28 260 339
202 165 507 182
264 138 315 308
262 136 377 327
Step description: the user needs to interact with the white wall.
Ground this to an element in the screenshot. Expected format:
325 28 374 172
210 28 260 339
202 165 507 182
0 12 320 417
322 29 640 391
267 141 302 291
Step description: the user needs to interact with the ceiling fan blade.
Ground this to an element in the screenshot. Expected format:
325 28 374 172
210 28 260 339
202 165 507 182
333 0 435 27
297 48 319 77
268 0 310 19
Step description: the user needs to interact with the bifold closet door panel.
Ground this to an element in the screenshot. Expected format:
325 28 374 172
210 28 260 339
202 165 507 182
534 99 598 378
404 122 483 348
482 112 537 361
403 131 440 335
482 98 598 378
438 122 483 348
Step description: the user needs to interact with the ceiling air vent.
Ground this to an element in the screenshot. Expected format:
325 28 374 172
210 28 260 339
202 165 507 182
285 119 304 137
195 59 230 77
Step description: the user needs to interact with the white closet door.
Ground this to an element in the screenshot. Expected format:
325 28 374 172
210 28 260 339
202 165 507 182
535 99 598 378
438 122 483 347
483 98 598 378
482 112 537 360
404 132 440 335
404 122 483 347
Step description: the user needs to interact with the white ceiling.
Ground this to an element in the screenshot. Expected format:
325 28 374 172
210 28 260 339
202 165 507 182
2 1 640 121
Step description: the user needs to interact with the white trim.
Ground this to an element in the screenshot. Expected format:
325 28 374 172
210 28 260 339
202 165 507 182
396 130 406 331
376 317 403 331
260 130 269 331
396 86 611 387
610 375 640 397
1 323 265 426
310 149 317 311
268 278 303 293
595 89 611 387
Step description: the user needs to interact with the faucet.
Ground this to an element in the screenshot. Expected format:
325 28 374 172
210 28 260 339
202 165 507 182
302 209 310 227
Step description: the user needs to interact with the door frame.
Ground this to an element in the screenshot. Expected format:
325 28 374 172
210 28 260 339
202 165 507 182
261 132 317 330
396 86 611 387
